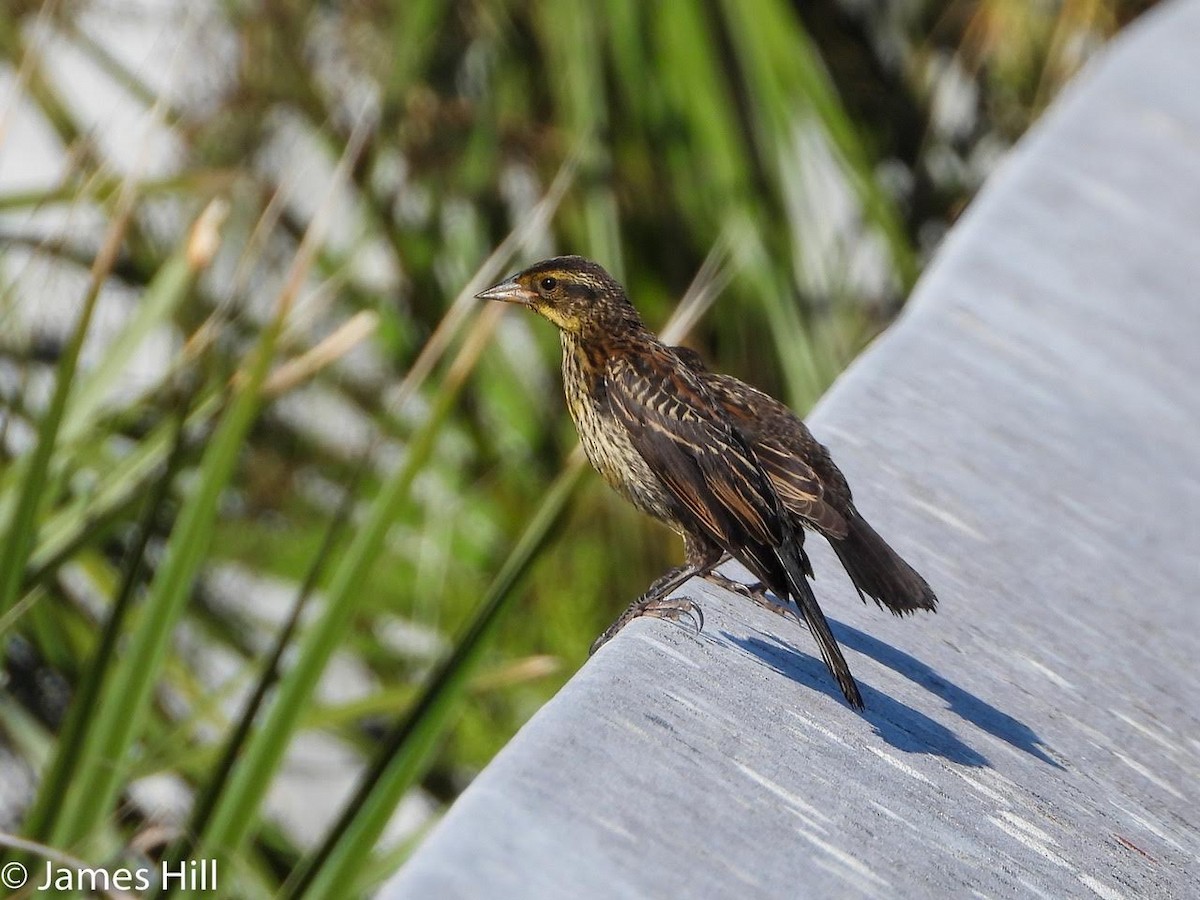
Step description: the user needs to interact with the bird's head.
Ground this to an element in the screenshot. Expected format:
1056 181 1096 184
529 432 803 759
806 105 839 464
476 256 642 336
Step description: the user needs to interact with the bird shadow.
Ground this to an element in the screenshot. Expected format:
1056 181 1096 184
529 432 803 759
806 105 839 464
724 619 1061 769
724 630 989 767
833 622 1063 769
705 563 1064 769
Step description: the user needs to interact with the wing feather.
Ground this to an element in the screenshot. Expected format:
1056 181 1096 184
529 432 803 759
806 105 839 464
604 349 782 553
698 372 849 538
753 441 848 537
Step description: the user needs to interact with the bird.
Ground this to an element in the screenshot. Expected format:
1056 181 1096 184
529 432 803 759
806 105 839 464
670 346 938 618
478 255 865 708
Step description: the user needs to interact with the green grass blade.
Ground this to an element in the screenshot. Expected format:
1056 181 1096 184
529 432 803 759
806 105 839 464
537 2 622 270
23 388 220 580
0 172 235 213
0 201 134 621
186 307 505 880
651 0 752 218
155 453 367 895
21 395 192 844
717 0 916 286
48 320 279 852
734 225 827 410
62 201 222 442
386 0 447 102
286 459 586 900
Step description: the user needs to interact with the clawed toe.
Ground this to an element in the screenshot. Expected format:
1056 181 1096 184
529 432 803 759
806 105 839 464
705 573 794 619
704 571 760 599
641 594 704 634
589 594 705 656
747 592 795 620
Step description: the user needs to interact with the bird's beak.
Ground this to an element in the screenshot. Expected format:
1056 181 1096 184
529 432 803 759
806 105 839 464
475 277 536 305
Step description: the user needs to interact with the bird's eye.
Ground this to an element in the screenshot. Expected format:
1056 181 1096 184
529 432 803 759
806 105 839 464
540 276 558 292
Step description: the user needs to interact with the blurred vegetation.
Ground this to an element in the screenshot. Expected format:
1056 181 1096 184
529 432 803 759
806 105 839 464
0 0 1156 896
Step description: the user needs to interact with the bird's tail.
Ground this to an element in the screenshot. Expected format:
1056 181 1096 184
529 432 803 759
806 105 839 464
776 545 863 709
832 509 938 616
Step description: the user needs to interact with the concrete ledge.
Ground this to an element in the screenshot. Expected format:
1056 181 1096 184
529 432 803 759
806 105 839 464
384 2 1200 897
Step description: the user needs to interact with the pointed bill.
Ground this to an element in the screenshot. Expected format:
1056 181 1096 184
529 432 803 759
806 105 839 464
475 277 536 305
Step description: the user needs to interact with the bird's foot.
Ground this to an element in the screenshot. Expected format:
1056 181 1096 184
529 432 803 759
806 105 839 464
703 572 796 620
589 594 704 656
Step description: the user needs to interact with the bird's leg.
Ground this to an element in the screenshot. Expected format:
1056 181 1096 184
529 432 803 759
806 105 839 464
705 572 792 616
589 540 723 656
701 554 794 619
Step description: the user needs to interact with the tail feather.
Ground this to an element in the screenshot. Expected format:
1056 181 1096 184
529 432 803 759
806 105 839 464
832 510 938 616
776 545 863 709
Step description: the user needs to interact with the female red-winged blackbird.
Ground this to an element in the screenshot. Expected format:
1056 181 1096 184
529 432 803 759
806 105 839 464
479 256 875 706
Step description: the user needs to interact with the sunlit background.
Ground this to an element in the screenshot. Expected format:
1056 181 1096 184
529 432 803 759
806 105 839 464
0 0 1155 895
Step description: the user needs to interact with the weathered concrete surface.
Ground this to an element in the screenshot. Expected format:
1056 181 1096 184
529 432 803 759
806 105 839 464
383 3 1200 897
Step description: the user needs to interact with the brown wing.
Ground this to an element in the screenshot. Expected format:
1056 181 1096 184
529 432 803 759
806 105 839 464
700 373 848 539
604 348 783 556
752 437 848 538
